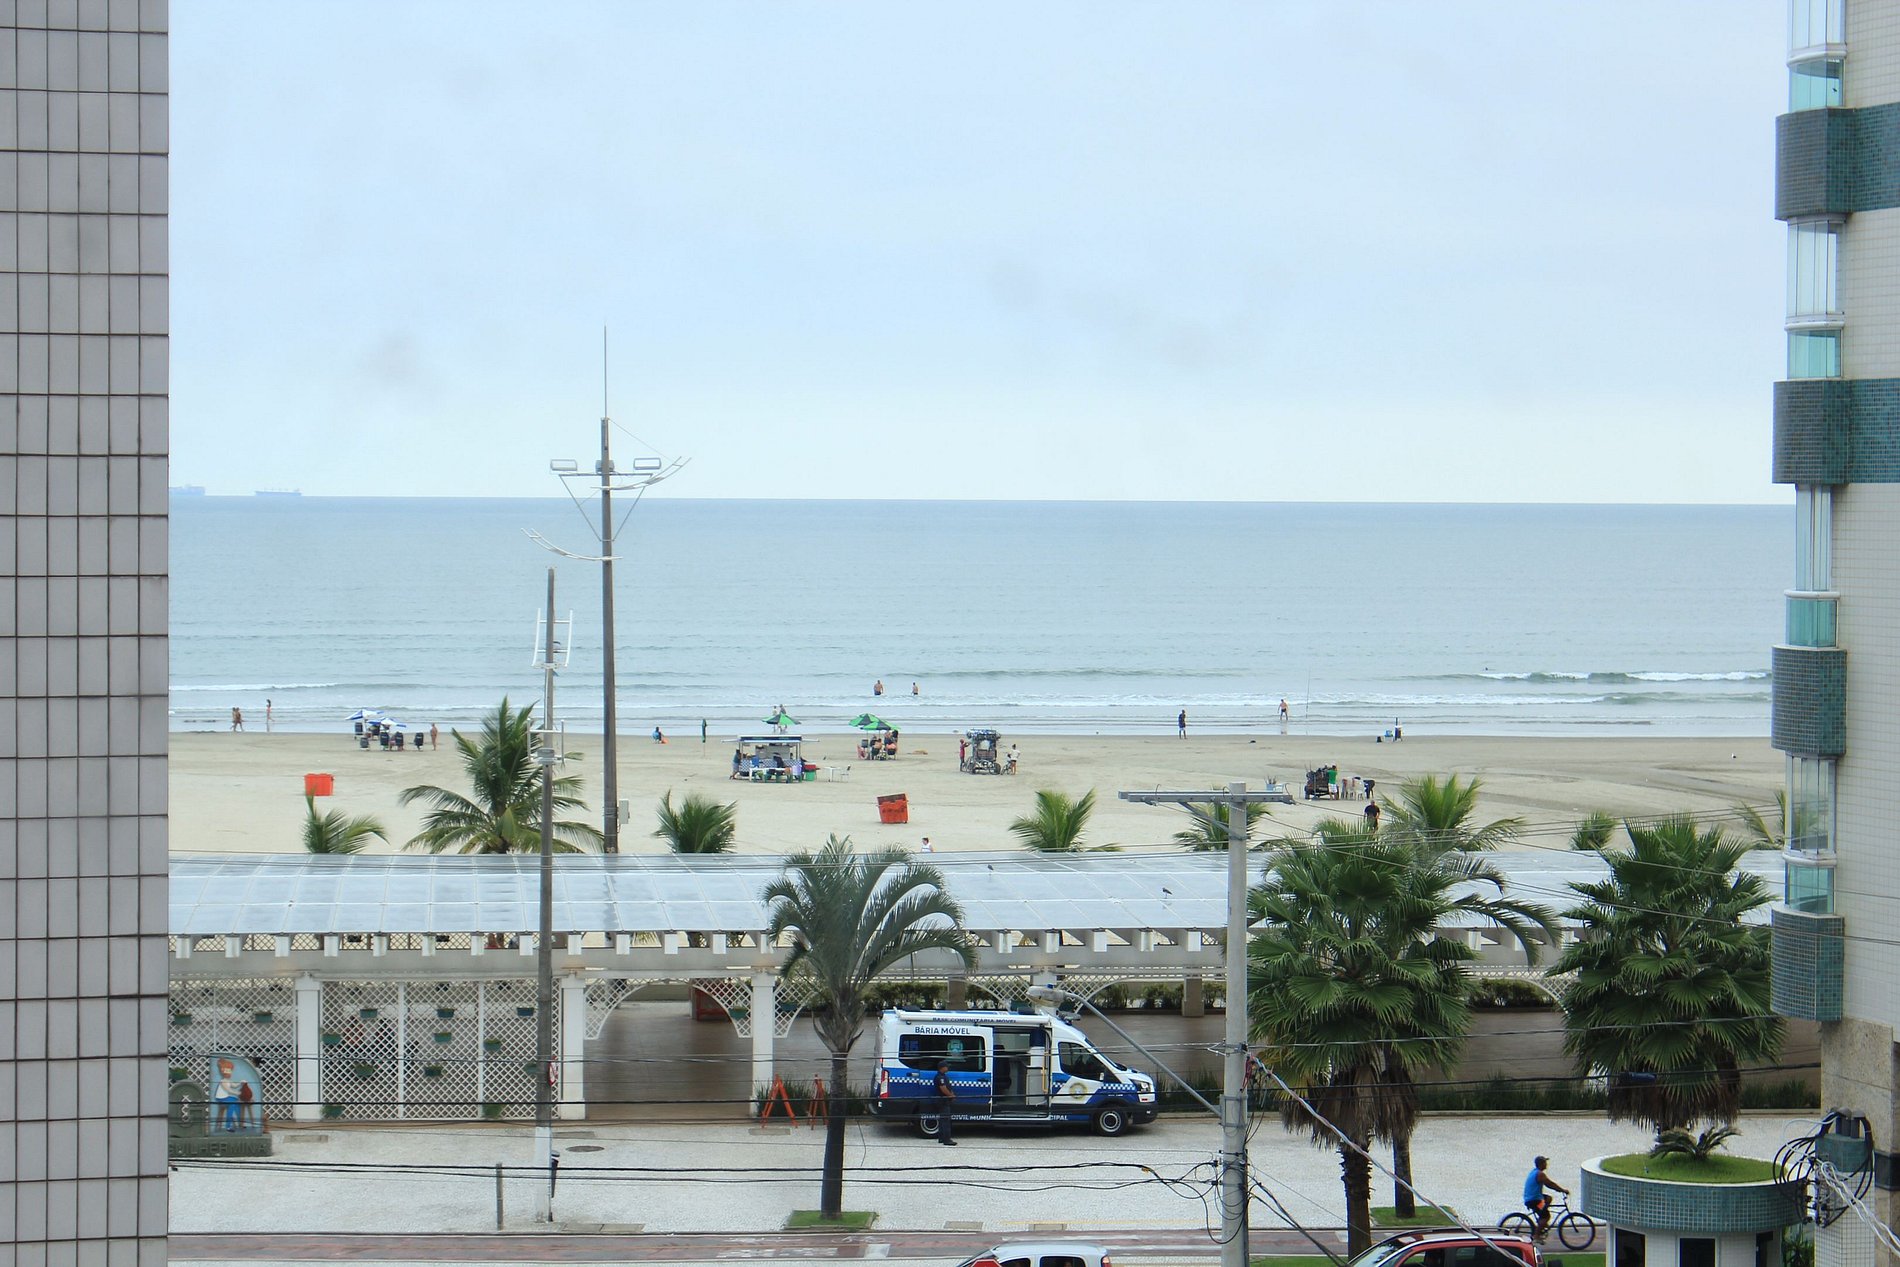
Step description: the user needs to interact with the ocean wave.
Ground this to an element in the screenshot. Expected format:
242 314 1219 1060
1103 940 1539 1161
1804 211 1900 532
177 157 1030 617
1427 670 1770 685
172 681 341 693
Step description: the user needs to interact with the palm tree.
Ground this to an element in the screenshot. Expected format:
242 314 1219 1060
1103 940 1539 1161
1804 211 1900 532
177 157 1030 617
653 791 738 854
1249 819 1556 1252
1570 810 1620 852
301 796 386 855
762 836 974 1220
1171 800 1272 850
1734 791 1789 850
1380 773 1523 857
398 698 602 854
1009 788 1108 852
1556 815 1783 1139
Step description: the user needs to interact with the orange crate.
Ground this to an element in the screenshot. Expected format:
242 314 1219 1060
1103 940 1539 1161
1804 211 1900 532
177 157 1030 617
876 794 909 825
304 772 335 797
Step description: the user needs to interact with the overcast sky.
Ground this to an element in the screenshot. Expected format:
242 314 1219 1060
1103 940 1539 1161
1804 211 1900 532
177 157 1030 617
171 2 1788 503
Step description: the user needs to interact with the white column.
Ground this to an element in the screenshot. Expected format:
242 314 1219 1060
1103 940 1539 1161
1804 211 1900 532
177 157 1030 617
558 976 587 1121
294 974 322 1122
750 972 777 1115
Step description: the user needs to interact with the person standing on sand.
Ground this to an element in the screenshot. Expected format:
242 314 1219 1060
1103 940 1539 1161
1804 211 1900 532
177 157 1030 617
265 699 273 729
1177 709 1187 738
430 723 438 750
1364 801 1381 830
920 836 933 853
912 681 919 696
231 707 244 732
701 719 708 744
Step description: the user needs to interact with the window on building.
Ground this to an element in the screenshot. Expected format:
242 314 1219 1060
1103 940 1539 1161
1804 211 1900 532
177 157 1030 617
1785 592 1837 646
1790 58 1844 109
1788 755 1836 854
1788 221 1841 318
1795 486 1832 590
1615 1228 1647 1267
1790 0 1845 52
1789 329 1841 378
1679 1239 1715 1267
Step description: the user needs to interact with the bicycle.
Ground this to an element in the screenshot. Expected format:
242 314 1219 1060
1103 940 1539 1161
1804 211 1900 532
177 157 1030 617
1501 1195 1598 1250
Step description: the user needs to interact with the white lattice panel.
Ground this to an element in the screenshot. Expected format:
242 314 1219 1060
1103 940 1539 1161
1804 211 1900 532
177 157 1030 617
318 979 558 1122
166 978 298 1121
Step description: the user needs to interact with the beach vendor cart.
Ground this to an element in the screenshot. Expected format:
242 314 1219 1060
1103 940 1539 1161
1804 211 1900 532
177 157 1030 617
732 736 814 782
960 728 1005 775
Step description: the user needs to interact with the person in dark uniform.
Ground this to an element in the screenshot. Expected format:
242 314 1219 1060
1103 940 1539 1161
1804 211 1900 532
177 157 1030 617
935 1060 957 1145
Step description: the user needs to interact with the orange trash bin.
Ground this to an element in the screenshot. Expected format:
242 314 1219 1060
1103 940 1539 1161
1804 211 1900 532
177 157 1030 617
304 772 335 797
877 793 909 825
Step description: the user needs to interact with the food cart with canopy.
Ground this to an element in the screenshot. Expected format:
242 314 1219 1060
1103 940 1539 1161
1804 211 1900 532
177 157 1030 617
731 736 812 782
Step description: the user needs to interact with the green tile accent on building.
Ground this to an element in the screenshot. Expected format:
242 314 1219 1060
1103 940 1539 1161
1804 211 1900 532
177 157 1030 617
1579 1164 1806 1233
1770 645 1845 757
1773 378 1900 484
1777 102 1900 219
1771 905 1844 1022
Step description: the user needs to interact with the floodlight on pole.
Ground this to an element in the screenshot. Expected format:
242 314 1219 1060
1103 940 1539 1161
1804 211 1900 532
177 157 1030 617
526 333 686 854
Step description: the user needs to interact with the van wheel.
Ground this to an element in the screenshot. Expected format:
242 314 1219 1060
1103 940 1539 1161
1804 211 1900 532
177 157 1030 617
1092 1105 1130 1137
913 1112 941 1139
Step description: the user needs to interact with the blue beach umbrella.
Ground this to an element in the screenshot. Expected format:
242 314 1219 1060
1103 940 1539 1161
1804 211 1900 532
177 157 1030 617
346 708 382 723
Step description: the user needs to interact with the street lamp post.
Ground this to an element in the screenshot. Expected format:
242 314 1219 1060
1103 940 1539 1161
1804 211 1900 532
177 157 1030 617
530 409 682 853
530 568 570 1221
1119 781 1279 1267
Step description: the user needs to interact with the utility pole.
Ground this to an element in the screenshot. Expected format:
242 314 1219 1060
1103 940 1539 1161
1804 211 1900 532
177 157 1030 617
1120 781 1275 1267
529 337 684 854
532 568 565 1221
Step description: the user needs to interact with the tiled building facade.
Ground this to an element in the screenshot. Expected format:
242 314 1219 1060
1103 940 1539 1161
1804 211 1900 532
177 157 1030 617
1772 2 1900 1264
1 2 171 1265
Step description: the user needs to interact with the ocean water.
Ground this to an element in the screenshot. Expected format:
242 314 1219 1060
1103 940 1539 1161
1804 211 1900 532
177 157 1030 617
169 497 1786 737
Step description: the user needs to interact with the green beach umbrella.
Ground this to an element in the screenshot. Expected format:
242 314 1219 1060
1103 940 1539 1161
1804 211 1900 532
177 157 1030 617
852 713 891 731
764 710 798 727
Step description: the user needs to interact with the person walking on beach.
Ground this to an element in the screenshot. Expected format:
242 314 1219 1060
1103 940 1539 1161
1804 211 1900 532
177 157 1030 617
934 1061 957 1145
231 707 244 732
1364 801 1381 830
265 699 273 729
701 719 708 744
1177 709 1187 738
911 681 919 696
1279 698 1289 723
429 723 438 750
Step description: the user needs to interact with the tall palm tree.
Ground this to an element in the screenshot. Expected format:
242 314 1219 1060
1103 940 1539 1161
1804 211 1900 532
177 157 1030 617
1171 800 1272 850
398 698 602 854
653 791 738 854
762 836 974 1220
301 796 386 855
1009 788 1106 852
1379 773 1523 857
1557 815 1783 1138
1249 819 1556 1253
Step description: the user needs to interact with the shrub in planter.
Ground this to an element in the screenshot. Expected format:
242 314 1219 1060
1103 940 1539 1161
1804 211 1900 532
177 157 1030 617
169 1067 189 1082
322 1103 345 1119
352 1062 376 1080
422 1065 444 1078
433 1031 453 1044
252 1011 275 1023
515 1006 535 1018
436 1007 456 1020
171 1012 192 1025
482 1038 503 1052
321 1032 343 1047
481 1102 505 1120
358 1007 379 1020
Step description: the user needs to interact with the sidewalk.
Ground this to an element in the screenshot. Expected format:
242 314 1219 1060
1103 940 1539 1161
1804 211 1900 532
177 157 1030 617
169 1113 1813 1248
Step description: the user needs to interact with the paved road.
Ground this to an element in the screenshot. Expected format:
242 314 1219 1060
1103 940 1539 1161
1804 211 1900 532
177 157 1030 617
171 1227 1351 1262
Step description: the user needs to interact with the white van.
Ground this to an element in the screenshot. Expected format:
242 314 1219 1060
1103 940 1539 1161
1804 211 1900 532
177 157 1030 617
871 1008 1159 1137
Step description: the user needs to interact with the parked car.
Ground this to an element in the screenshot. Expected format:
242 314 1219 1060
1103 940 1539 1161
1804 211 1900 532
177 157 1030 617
957 1242 1113 1267
1347 1229 1544 1267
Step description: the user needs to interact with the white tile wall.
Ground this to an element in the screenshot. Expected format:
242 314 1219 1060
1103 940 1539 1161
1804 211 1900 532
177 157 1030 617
1847 0 1900 108
1841 209 1900 376
1 1 166 1263
1832 484 1900 1032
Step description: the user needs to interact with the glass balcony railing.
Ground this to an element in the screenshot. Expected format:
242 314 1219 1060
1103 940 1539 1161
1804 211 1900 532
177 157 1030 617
1785 591 1838 647
1784 856 1836 914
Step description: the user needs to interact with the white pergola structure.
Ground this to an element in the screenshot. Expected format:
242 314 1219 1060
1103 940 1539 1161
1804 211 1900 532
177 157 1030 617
164 849 1777 1124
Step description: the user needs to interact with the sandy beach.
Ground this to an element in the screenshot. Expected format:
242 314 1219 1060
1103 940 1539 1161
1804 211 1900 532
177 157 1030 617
169 729 1783 856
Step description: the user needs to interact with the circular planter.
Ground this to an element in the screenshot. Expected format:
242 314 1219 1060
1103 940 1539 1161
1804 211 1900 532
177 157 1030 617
321 1033 343 1047
358 1008 379 1020
1580 1155 1806 1234
433 1032 453 1044
436 1007 456 1020
482 1039 503 1053
252 1011 274 1023
515 1006 535 1018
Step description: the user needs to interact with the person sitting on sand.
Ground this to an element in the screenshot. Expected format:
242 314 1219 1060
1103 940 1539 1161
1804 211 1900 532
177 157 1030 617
652 727 666 744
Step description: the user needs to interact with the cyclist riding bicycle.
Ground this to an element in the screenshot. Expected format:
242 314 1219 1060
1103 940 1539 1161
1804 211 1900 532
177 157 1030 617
1523 1155 1571 1240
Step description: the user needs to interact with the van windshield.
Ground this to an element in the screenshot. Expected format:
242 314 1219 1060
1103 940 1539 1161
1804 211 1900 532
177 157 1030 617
1058 1042 1111 1081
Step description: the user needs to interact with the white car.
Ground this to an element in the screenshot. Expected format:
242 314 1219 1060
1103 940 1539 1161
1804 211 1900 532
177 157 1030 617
958 1242 1113 1267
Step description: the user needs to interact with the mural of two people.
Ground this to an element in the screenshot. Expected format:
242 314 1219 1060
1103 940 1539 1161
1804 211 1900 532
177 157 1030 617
208 1052 265 1133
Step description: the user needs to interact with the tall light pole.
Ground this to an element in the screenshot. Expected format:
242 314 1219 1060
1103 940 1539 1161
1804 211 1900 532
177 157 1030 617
530 568 569 1222
529 344 684 853
1120 781 1276 1267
